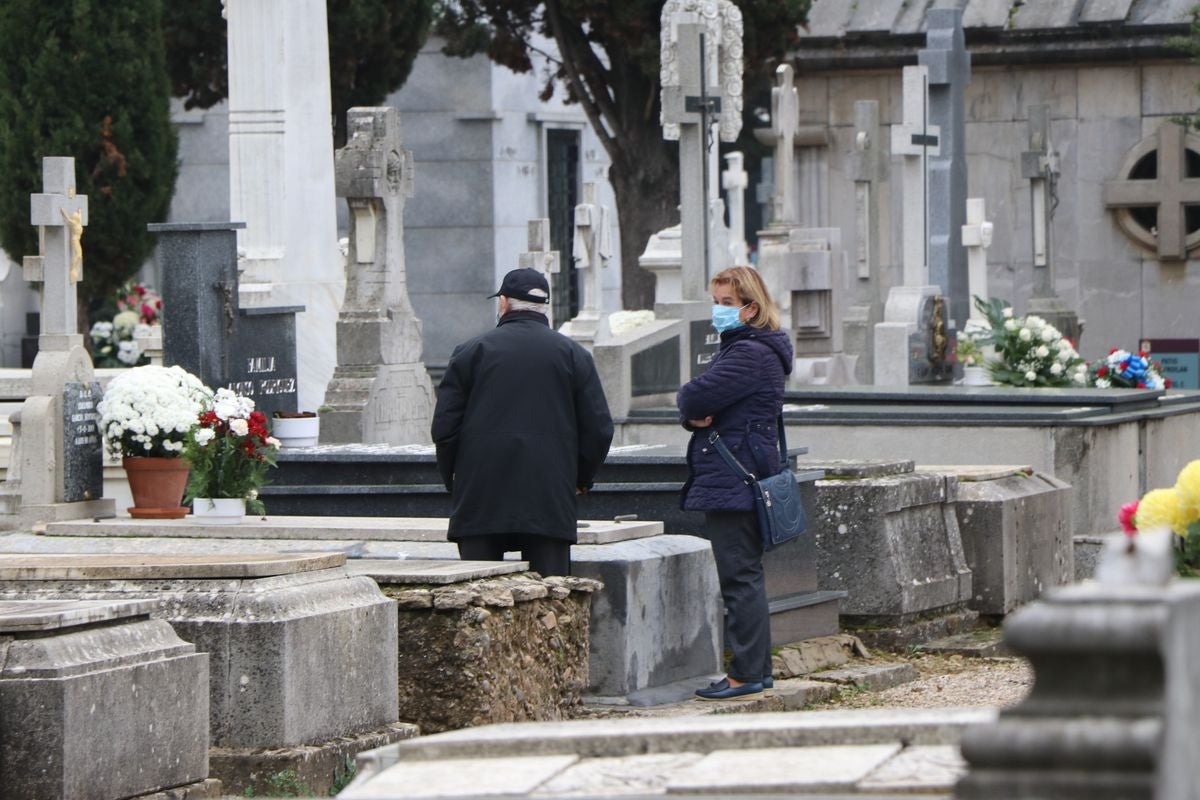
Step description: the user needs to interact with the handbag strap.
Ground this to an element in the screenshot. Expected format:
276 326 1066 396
706 412 788 486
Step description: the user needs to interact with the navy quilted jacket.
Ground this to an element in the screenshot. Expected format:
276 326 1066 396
677 326 793 511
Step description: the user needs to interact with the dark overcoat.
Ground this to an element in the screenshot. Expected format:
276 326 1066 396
431 311 614 542
677 326 793 511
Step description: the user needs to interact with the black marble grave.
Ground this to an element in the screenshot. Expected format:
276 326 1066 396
631 338 680 398
689 319 720 379
62 381 103 502
149 222 302 416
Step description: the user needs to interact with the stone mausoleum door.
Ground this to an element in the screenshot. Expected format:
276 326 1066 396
547 129 580 325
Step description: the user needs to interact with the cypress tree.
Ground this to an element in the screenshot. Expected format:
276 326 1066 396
0 0 178 319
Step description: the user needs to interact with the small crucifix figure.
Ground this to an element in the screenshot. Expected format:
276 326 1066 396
1021 105 1059 295
28 157 88 341
769 64 799 226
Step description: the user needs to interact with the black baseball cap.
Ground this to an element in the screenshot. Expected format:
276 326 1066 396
488 268 551 304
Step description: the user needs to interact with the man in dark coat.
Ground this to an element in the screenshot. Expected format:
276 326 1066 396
431 268 614 576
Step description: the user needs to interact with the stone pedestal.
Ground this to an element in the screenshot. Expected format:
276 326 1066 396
874 286 954 386
0 599 210 800
957 580 1200 799
922 465 1073 618
0 553 403 796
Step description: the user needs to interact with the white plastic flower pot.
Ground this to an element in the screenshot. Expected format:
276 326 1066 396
272 415 319 448
191 497 246 525
962 366 992 386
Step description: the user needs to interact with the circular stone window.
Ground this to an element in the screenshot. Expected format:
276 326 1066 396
1108 128 1200 256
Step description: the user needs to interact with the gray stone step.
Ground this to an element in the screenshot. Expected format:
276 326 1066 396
812 663 921 692
918 629 1009 658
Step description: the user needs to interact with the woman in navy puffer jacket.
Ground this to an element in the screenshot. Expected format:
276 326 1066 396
677 266 793 701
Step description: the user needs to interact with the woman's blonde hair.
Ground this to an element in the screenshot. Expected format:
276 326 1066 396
710 266 781 331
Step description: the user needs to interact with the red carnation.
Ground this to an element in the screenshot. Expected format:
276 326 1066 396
199 411 219 426
1137 381 1146 388
1097 366 1109 377
1109 347 1119 354
133 285 146 297
1166 378 1174 388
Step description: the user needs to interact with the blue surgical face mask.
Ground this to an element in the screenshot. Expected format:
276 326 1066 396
711 303 747 333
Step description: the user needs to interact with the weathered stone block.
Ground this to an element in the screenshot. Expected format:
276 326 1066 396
0 600 209 800
380 574 600 733
928 466 1074 617
810 464 972 623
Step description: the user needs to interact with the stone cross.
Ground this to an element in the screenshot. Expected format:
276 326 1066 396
769 64 799 226
721 152 749 263
891 65 940 287
961 197 993 323
334 107 415 314
572 183 612 316
850 100 887 281
27 158 88 341
1021 105 1059 295
660 1 743 297
518 218 561 276
519 218 560 326
1103 122 1200 261
919 7 972 327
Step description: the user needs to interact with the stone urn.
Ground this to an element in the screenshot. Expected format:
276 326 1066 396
122 456 190 519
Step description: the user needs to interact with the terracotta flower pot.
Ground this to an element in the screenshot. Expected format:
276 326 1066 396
122 456 190 519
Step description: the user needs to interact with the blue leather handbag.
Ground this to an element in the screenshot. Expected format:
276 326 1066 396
707 413 806 552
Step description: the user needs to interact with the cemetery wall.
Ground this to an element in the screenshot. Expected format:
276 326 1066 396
795 59 1200 365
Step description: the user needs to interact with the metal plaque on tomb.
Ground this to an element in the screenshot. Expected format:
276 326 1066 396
1142 338 1199 389
632 338 681 398
226 307 303 417
690 319 721 378
62 380 103 502
907 295 955 384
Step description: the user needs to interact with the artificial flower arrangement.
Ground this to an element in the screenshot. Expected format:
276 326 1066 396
1088 348 1171 389
97 365 212 458
182 388 280 515
971 296 1089 388
89 281 163 368
956 332 982 367
1119 460 1200 576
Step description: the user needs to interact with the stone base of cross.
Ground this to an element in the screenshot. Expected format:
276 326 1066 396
0 156 113 529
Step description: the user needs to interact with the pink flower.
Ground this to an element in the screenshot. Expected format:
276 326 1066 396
1118 501 1139 537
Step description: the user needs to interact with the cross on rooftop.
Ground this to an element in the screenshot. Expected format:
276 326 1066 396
27 157 88 340
1103 123 1200 261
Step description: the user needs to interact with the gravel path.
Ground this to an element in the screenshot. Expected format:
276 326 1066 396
804 653 1033 711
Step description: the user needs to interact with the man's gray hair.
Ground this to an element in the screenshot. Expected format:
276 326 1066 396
506 291 550 316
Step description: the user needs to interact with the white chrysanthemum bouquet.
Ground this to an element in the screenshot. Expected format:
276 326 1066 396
973 296 1088 388
97 365 212 458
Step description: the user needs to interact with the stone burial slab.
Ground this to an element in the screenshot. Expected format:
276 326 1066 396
44 515 665 545
0 553 401 797
665 743 902 794
0 552 345 580
347 708 997 798
348 558 529 584
338 754 580 800
0 599 210 800
919 464 1073 617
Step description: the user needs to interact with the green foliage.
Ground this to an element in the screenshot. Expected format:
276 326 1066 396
163 0 434 145
265 769 312 798
971 295 1088 388
1176 521 1200 577
329 756 358 795
182 392 278 515
0 0 178 312
1169 7 1200 131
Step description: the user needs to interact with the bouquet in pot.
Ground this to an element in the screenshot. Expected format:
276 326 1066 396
97 365 211 459
182 388 280 515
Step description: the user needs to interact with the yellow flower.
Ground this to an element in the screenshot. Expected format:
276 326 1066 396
1175 460 1200 522
1135 488 1188 536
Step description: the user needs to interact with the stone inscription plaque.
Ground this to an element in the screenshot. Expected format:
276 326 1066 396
689 319 721 379
1143 338 1198 389
226 308 301 417
632 337 681 398
63 380 103 502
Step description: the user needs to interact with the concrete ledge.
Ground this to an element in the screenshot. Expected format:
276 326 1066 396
210 722 418 798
